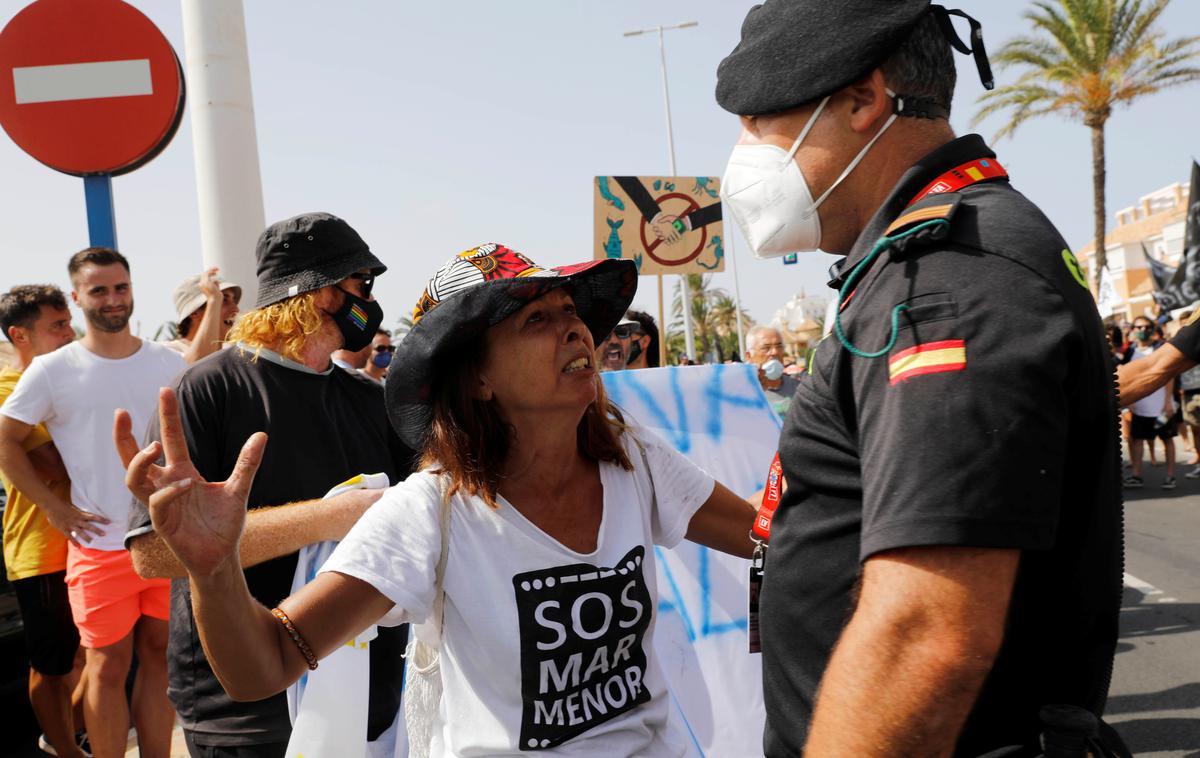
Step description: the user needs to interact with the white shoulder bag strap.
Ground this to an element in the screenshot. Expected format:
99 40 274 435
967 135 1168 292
403 477 451 758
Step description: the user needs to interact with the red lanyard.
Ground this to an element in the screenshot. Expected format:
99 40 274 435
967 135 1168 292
908 157 1007 206
752 453 784 542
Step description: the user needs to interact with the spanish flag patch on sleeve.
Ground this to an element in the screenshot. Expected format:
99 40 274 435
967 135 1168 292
888 339 967 385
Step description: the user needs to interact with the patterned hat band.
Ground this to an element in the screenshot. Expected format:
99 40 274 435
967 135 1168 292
411 243 560 325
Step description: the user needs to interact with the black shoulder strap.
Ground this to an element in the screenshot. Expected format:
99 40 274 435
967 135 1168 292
930 5 994 90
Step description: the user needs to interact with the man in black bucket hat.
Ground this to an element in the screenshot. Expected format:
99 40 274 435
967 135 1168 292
116 212 415 757
717 2 1126 755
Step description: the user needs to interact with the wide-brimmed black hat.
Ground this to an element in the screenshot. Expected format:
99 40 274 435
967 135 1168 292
386 243 637 450
716 1 993 117
254 212 387 308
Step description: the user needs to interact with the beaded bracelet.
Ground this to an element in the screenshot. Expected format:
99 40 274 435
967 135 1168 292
271 607 318 670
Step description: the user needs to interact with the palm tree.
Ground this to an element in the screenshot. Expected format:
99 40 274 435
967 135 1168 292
669 275 716 361
666 275 753 363
708 293 754 360
973 0 1200 286
395 313 414 341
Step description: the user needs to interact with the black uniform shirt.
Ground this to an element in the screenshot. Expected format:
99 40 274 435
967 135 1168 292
126 347 416 746
761 135 1122 756
1170 317 1200 361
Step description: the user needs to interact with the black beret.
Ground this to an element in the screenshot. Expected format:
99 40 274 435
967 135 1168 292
716 0 932 116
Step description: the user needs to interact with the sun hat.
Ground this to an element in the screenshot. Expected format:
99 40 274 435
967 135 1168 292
386 243 637 449
253 212 387 308
172 274 242 322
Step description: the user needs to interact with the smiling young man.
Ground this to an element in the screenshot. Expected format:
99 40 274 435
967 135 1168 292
0 249 184 758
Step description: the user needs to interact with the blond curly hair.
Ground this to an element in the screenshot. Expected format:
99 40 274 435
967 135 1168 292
225 292 323 362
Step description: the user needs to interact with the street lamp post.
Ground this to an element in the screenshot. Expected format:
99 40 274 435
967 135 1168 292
623 21 698 363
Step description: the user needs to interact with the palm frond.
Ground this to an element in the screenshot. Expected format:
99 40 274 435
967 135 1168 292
975 0 1200 132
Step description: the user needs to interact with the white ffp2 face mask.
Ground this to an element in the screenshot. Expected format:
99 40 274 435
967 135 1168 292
721 91 899 259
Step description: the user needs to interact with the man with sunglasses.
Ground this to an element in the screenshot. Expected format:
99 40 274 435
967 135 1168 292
594 317 642 372
119 213 414 757
359 329 394 384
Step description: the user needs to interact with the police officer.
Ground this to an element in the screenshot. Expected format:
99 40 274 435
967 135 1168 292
716 2 1124 754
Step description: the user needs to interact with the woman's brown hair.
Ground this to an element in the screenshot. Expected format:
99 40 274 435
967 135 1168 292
419 332 633 508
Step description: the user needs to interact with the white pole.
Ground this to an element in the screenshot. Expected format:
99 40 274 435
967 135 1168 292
656 26 697 362
727 226 746 358
180 0 266 308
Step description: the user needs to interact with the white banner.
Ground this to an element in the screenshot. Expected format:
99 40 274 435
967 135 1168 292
1096 265 1117 317
603 364 779 758
286 473 403 758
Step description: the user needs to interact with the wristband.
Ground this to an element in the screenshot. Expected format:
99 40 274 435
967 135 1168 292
271 607 318 671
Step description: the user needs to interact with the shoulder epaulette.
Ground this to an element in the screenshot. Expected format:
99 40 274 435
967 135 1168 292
882 192 961 256
885 192 962 237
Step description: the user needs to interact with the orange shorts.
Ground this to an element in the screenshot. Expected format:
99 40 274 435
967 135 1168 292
65 544 170 649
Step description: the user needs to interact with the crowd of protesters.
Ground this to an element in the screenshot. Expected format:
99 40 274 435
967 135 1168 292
3 245 1186 757
0 222 404 758
1112 311 1200 489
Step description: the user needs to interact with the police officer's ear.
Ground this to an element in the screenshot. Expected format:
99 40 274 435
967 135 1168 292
844 69 893 134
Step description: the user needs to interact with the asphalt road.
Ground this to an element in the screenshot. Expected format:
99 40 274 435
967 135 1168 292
1107 453 1200 757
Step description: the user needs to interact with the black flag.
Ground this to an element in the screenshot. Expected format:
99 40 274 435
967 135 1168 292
1152 161 1200 311
1143 242 1177 291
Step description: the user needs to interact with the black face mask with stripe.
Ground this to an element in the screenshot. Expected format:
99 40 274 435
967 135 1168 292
333 287 384 352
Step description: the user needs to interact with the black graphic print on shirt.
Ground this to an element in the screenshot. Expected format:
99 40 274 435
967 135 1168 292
512 546 652 751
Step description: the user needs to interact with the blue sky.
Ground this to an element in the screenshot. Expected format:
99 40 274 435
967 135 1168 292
1 0 1198 338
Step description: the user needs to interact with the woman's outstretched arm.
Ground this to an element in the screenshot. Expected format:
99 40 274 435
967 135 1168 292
190 560 393 700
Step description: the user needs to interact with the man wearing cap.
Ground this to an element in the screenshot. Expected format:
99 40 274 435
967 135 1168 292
119 213 414 757
164 267 242 364
594 316 642 372
717 3 1123 754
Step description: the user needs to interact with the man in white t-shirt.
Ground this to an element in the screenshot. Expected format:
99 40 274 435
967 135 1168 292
0 247 184 758
1123 317 1176 489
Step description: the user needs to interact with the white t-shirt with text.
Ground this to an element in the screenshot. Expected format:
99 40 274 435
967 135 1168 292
0 339 184 551
321 425 715 757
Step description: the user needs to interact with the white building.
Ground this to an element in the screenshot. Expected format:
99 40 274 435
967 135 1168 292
1078 180 1190 320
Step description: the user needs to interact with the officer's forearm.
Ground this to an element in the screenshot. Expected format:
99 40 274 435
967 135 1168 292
1118 344 1195 408
804 547 1017 756
130 492 378 578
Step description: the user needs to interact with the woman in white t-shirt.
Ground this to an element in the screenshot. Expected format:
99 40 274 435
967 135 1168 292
126 246 760 756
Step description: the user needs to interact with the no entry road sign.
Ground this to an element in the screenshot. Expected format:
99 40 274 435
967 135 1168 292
0 0 185 176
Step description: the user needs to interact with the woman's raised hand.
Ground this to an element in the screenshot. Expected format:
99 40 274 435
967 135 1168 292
114 387 267 576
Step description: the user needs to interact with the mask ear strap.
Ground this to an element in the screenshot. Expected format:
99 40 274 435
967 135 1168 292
810 109 897 209
930 4 994 90
784 96 831 162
